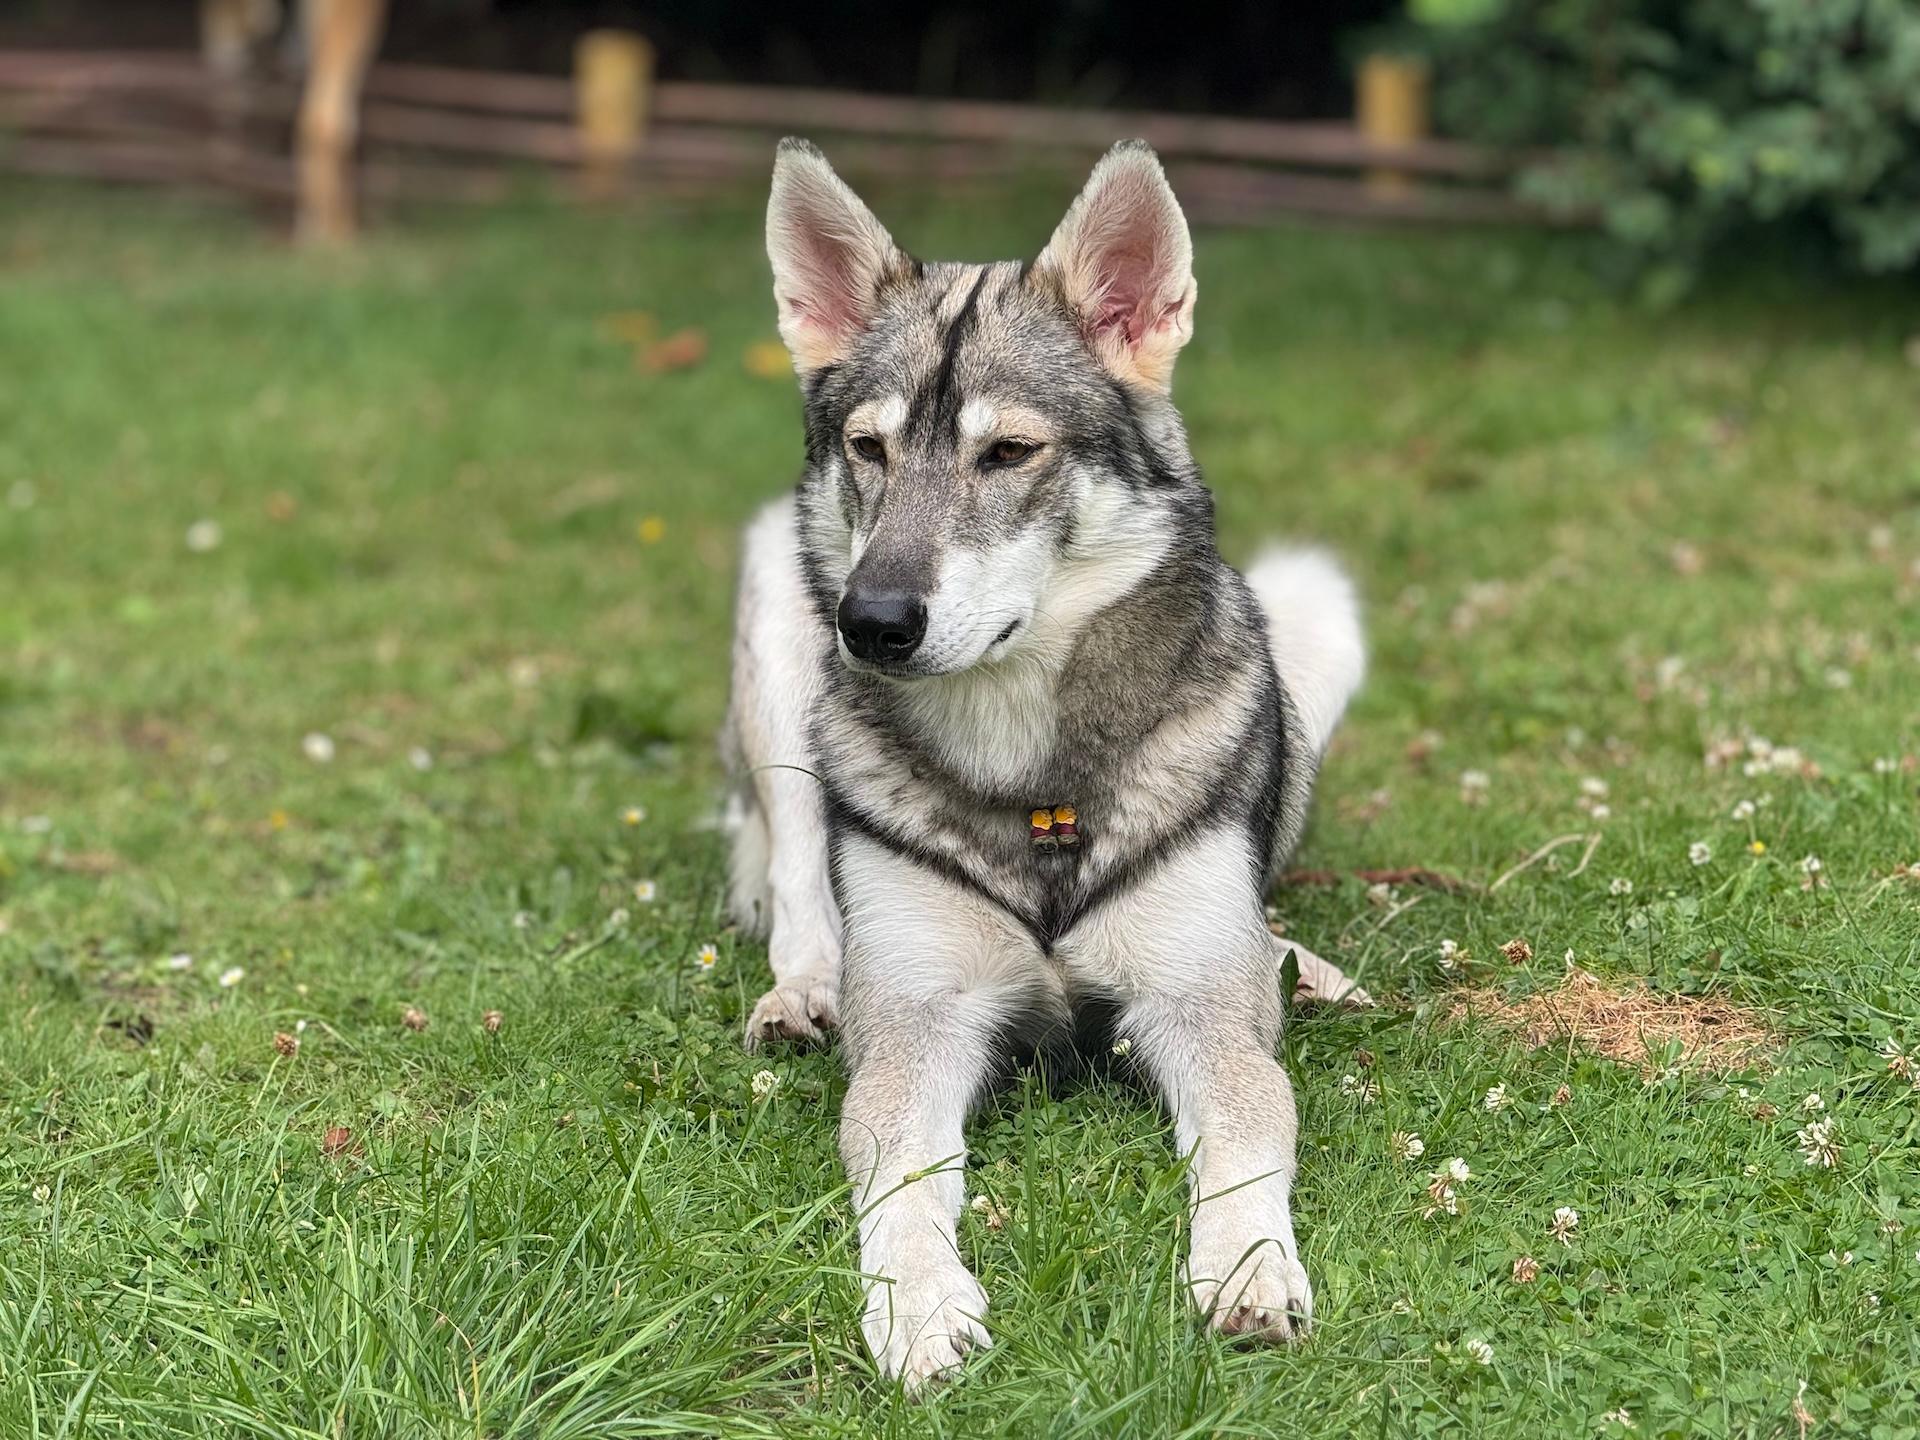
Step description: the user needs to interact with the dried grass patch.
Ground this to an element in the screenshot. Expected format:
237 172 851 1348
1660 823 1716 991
1448 968 1779 1075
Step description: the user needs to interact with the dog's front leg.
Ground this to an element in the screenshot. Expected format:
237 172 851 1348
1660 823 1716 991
835 837 1050 1388
1072 830 1314 1340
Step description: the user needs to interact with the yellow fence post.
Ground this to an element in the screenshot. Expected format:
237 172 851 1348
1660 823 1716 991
1357 54 1430 198
297 0 388 245
575 29 654 200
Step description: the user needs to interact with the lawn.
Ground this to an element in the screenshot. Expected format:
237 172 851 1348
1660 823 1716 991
1 175 1917 1438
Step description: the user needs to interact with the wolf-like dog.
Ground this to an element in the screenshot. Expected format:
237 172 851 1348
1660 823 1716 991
722 138 1367 1387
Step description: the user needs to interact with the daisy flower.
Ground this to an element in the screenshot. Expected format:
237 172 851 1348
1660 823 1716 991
633 879 657 903
218 966 245 988
621 806 647 826
696 943 718 971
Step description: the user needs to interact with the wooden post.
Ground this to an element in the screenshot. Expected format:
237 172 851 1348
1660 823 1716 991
297 0 388 245
199 0 278 164
1357 54 1430 198
575 29 653 199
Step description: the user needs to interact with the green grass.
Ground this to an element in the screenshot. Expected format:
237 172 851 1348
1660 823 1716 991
2 176 1918 1438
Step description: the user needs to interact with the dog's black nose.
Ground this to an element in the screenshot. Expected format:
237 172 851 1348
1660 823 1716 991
838 588 927 664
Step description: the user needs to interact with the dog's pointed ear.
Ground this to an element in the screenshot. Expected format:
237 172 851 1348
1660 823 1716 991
1034 141 1196 391
766 138 911 374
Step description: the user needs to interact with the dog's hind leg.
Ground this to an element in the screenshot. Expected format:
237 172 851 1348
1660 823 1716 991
725 494 844 1050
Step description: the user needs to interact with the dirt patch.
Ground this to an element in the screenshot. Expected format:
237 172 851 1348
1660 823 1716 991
1448 968 1779 1076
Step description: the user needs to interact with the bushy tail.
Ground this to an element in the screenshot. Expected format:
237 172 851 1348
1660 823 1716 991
1244 547 1365 759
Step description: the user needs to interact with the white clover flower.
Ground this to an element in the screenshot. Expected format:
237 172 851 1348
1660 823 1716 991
1437 939 1462 972
1339 1073 1380 1103
1873 756 1897 776
969 1193 1010 1230
1548 1206 1579 1243
1465 1338 1494 1366
1801 1092 1824 1112
750 1069 780 1101
185 519 223 553
511 910 534 932
1446 1157 1471 1183
1609 877 1633 896
408 746 434 771
1391 1130 1425 1161
1483 1082 1511 1113
218 965 245 988
166 953 193 971
301 732 335 764
1590 803 1612 821
1111 1036 1132 1057
607 907 630 928
1580 776 1609 798
1732 799 1757 820
1797 1117 1840 1168
1800 854 1823 874
1688 841 1712 866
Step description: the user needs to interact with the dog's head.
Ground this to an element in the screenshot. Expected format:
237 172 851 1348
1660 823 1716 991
768 139 1200 679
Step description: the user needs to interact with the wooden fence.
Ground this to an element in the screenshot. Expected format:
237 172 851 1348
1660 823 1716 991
0 45 1539 230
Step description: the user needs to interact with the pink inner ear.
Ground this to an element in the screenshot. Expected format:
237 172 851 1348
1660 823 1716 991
783 223 869 342
1084 238 1175 349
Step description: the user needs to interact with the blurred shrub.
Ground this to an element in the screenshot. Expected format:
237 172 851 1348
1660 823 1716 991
1414 0 1920 294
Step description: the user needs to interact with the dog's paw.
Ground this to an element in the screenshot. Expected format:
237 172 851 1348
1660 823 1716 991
1187 1240 1313 1343
744 972 839 1050
862 1264 992 1391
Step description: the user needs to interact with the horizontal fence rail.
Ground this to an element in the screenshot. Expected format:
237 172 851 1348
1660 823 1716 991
0 47 1546 229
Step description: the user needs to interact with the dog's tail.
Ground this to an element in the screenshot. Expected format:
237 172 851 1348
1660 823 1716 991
1244 547 1365 759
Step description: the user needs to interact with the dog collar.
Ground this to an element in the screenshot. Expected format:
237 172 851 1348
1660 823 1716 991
1029 805 1081 850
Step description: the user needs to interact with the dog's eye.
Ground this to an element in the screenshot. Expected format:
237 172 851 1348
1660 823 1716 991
985 439 1037 467
850 435 886 464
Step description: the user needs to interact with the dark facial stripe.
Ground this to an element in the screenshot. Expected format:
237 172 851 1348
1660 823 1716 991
910 267 992 443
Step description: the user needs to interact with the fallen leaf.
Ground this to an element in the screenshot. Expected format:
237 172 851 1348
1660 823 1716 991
639 327 708 374
600 310 657 344
743 340 791 379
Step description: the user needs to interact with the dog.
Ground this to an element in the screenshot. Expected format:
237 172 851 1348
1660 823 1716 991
722 138 1367 1387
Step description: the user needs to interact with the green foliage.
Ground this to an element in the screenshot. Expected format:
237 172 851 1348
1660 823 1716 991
1419 0 1920 289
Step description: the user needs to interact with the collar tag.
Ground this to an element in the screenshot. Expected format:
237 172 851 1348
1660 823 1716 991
1029 804 1081 849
